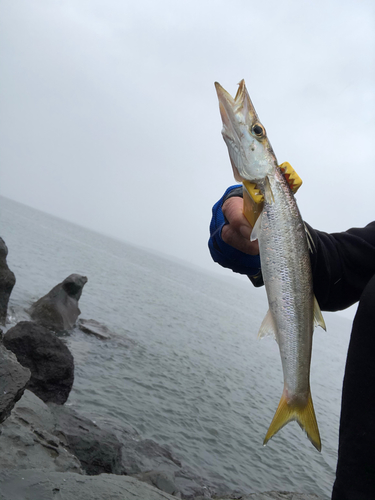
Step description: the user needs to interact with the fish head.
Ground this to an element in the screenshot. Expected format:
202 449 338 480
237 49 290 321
215 80 278 182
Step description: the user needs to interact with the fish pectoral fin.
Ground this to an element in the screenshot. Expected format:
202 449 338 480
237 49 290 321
264 391 321 452
264 176 275 204
257 309 277 342
250 211 262 242
313 295 326 331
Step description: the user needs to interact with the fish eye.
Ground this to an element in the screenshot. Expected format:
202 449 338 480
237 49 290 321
252 124 264 137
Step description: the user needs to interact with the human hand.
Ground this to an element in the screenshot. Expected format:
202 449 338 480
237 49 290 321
221 197 259 255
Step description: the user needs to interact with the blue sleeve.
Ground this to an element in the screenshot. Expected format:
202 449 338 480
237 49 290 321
208 185 262 277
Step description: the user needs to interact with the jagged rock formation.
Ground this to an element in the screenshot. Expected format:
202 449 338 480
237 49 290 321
29 274 88 331
0 238 16 325
0 344 30 423
3 321 74 404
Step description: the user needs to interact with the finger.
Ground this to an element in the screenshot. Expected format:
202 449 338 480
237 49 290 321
222 197 257 241
222 197 248 228
222 224 259 255
221 198 259 255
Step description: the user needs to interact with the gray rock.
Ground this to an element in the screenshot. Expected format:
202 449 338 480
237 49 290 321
0 390 82 473
49 404 123 475
0 238 16 325
173 467 217 499
91 419 219 498
0 469 178 500
3 321 74 404
120 437 182 475
78 318 112 340
0 344 30 424
29 274 88 331
133 470 181 497
241 493 322 500
116 432 219 498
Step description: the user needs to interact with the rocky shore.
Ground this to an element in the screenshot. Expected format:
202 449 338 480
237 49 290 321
0 237 323 500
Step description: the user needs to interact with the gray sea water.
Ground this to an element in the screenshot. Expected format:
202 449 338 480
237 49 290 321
0 195 353 499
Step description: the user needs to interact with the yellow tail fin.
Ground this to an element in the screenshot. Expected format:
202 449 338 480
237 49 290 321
263 391 321 451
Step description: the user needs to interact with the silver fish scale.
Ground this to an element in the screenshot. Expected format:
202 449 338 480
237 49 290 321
259 168 314 403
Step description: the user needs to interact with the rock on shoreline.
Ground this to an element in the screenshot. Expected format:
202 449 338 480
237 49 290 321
0 237 16 325
28 274 88 332
0 470 180 500
0 390 323 500
3 321 74 404
0 469 324 500
0 344 30 423
77 318 113 340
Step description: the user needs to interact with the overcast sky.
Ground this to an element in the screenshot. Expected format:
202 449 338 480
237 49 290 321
1 0 374 285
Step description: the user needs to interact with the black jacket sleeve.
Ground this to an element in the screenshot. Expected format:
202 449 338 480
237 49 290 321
306 222 375 311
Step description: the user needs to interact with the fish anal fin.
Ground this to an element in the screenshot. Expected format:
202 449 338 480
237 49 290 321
257 309 277 342
263 391 321 452
314 295 326 331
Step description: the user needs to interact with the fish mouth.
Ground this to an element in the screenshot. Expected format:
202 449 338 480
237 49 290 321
214 81 244 181
214 79 260 129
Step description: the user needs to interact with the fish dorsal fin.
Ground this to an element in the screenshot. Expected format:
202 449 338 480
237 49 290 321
250 211 262 242
314 295 326 331
258 309 278 343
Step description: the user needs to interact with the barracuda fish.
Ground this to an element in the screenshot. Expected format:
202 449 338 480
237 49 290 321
215 80 326 451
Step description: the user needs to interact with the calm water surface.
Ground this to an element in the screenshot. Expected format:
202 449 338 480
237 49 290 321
0 196 353 499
